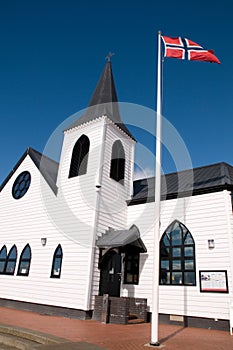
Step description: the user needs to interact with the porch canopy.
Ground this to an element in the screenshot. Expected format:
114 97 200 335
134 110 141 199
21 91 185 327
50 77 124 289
96 224 147 253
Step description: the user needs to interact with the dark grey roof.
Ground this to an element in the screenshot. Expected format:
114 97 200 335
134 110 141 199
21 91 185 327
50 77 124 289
0 147 58 194
66 62 135 141
29 148 59 193
96 224 147 252
130 162 233 205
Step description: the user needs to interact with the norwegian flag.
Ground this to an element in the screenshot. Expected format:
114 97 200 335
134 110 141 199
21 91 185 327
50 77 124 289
161 36 220 64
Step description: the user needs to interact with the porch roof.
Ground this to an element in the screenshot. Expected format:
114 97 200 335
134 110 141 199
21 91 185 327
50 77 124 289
96 225 147 253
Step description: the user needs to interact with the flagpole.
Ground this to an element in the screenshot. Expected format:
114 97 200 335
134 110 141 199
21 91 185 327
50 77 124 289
150 30 162 347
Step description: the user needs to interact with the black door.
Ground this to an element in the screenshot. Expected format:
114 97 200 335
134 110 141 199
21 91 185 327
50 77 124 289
99 250 122 297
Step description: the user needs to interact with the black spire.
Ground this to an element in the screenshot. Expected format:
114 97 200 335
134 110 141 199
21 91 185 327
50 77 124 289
66 62 135 140
88 61 118 107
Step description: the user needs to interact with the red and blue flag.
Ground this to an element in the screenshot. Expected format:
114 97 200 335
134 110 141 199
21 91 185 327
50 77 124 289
161 36 220 64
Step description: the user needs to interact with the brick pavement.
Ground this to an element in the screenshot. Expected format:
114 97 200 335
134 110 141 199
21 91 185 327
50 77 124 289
0 306 233 349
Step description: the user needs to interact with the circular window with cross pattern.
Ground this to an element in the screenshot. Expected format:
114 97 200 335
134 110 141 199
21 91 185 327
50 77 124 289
12 171 31 199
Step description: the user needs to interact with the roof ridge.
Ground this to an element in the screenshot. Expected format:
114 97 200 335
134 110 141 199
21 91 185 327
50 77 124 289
0 147 58 194
28 147 59 165
133 161 233 183
220 162 231 185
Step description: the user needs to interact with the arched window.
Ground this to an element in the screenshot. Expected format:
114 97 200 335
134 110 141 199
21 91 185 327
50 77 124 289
17 244 31 276
0 246 7 274
160 220 196 286
51 244 63 278
5 245 17 275
69 135 90 178
110 140 125 184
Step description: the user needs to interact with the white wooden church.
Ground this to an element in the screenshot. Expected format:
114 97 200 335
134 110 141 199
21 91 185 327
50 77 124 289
0 61 233 331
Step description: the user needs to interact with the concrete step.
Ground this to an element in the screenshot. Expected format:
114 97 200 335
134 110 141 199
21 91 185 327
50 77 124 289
0 325 66 346
0 332 40 350
0 344 17 350
0 324 68 350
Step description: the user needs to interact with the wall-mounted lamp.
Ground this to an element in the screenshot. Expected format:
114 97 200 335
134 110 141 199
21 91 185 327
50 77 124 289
41 238 47 246
208 239 215 249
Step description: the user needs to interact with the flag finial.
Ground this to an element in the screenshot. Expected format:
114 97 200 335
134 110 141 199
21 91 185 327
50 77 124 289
105 52 115 62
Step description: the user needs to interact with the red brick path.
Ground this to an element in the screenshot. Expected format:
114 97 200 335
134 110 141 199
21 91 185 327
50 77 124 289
0 306 232 349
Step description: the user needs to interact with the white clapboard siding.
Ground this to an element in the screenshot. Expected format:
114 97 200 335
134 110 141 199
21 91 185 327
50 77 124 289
89 121 135 306
0 115 136 312
126 191 233 320
0 154 95 310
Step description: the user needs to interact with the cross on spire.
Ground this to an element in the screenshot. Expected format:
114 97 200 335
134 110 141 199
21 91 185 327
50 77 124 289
105 52 115 62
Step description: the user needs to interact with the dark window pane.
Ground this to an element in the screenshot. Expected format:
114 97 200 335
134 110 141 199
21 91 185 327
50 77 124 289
12 171 31 199
160 270 170 284
184 272 196 285
159 220 196 286
160 246 169 258
172 247 181 257
23 246 31 259
184 246 193 257
9 248 17 259
163 234 170 246
5 261 15 274
69 135 90 178
126 274 133 283
124 251 139 285
184 233 194 245
0 261 5 272
18 261 30 275
185 260 194 270
161 260 169 270
172 272 182 285
172 228 182 245
17 244 31 276
53 258 61 276
51 245 63 278
110 140 125 184
172 260 181 270
0 247 7 259
56 247 62 256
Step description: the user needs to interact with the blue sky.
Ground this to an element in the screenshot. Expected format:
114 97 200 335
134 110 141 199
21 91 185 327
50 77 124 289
0 0 232 183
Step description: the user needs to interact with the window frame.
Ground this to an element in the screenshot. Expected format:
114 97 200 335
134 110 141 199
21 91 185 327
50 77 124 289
0 245 7 274
110 140 125 185
159 220 196 286
69 135 90 178
50 244 63 278
12 171 31 200
5 245 17 275
17 244 32 277
123 248 140 285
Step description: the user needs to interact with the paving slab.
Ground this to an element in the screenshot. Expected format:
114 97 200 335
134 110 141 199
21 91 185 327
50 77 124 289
0 306 232 350
37 342 107 350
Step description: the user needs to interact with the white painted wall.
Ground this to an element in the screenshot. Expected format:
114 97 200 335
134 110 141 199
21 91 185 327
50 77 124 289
126 190 233 321
0 156 91 310
89 119 136 306
1 114 232 324
0 116 136 312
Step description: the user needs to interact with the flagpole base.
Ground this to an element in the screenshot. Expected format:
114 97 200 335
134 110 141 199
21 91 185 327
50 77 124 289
149 341 160 347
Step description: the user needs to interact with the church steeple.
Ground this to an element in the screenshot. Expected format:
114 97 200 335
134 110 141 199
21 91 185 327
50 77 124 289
88 61 118 108
66 61 135 140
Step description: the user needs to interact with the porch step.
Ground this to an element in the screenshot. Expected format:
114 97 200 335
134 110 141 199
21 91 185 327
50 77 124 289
128 314 145 324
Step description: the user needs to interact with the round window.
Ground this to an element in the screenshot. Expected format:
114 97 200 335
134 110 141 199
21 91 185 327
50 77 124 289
12 171 31 199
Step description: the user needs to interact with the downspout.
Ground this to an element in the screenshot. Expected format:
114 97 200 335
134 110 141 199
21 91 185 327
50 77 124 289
129 143 135 198
85 117 108 311
224 190 233 296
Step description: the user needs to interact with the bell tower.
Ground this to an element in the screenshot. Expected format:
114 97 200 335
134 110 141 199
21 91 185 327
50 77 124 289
56 60 136 310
